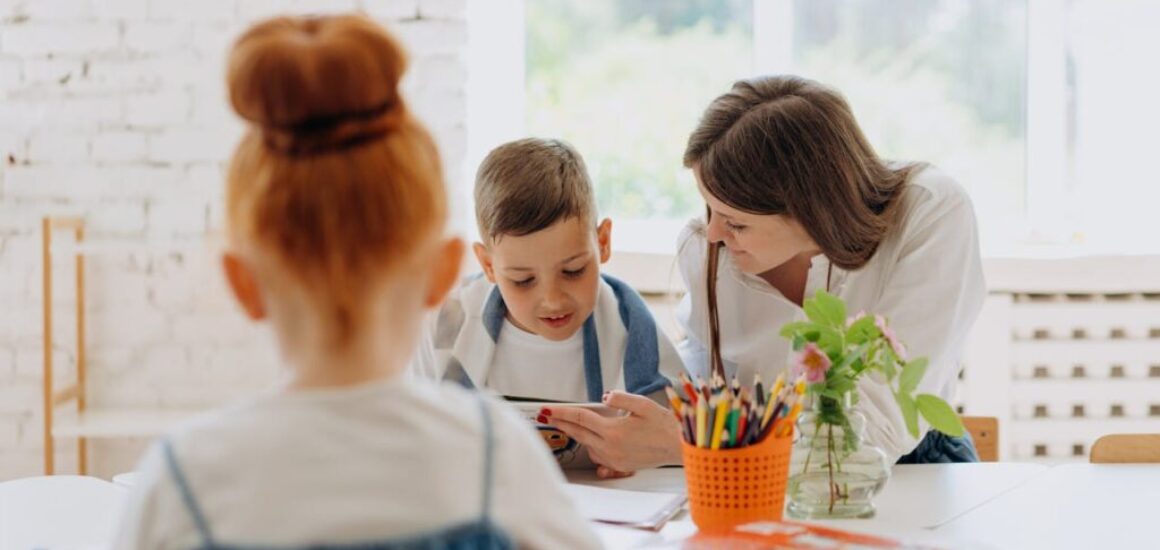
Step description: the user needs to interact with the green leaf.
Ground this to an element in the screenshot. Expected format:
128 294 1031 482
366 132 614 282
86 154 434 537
828 375 857 396
804 290 847 329
899 358 928 394
915 394 965 437
895 392 920 438
846 315 879 344
834 342 869 372
818 387 843 400
877 356 896 379
816 326 844 353
791 336 805 351
779 321 817 339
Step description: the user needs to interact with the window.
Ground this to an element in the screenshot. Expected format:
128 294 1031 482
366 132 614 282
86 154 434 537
468 1 1160 254
782 0 1027 253
524 1 754 250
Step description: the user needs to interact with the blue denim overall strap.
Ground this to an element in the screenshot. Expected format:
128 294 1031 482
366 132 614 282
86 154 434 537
159 394 514 549
480 273 668 402
896 429 980 464
161 438 217 548
472 392 497 520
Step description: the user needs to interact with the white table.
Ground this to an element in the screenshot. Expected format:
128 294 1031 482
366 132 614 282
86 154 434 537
567 463 1051 549
111 472 139 489
0 475 128 550
935 464 1160 550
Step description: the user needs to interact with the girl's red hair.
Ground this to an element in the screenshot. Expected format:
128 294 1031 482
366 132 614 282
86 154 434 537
225 15 446 342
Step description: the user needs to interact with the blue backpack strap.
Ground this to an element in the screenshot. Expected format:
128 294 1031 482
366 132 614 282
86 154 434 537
602 274 669 396
474 393 496 519
160 438 216 546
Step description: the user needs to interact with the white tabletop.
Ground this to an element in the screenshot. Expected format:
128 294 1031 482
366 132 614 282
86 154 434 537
0 475 128 550
936 463 1160 550
568 463 1051 549
23 463 1145 550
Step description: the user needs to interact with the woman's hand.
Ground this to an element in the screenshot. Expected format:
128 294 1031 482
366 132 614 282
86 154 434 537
541 391 683 476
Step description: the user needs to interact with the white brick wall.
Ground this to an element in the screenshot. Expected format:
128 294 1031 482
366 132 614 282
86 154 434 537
0 0 469 480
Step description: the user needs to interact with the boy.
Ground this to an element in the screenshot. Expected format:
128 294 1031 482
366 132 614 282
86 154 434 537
412 138 683 403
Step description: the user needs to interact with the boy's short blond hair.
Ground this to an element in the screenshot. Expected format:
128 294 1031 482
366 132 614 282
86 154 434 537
474 138 597 243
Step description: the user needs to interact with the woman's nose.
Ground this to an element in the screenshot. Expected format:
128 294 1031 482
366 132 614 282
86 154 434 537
705 215 728 244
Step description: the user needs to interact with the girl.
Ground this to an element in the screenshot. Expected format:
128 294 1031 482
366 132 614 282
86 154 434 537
114 15 600 549
544 75 984 472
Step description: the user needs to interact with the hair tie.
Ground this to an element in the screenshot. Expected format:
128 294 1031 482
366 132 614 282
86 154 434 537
259 99 404 156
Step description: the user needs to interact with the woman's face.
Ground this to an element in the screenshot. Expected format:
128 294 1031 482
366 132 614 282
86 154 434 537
696 174 819 274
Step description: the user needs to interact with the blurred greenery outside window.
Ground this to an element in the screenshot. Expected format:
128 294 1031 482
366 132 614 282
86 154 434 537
525 0 1025 253
523 1 1160 255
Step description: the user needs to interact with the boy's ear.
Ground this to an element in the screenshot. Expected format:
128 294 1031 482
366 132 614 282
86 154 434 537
472 241 497 283
425 238 465 308
222 252 266 321
596 218 612 264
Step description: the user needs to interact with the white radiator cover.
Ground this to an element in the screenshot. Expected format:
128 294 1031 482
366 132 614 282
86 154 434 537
957 257 1160 462
629 255 1160 464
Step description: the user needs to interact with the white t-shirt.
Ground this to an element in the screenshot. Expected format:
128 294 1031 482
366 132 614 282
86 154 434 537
488 319 589 402
113 376 601 550
676 166 985 463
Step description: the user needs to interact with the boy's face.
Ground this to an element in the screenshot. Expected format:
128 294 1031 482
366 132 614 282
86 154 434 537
474 217 612 341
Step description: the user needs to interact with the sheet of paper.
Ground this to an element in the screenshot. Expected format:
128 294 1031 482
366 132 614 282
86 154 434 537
563 483 686 530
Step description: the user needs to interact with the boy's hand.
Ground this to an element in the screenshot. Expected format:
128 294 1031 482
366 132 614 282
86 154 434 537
541 391 683 473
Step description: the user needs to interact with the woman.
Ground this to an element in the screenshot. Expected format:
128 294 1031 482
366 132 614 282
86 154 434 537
543 75 984 476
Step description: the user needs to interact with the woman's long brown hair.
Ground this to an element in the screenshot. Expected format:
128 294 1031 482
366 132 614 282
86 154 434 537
685 76 921 378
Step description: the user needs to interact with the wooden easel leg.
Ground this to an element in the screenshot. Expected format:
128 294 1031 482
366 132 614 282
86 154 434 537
42 218 55 476
76 225 87 476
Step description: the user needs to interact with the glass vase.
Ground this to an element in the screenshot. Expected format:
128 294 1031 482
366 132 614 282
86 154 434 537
785 395 890 519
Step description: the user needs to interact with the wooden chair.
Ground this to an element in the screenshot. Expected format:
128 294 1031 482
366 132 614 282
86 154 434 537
962 416 999 462
1090 434 1160 463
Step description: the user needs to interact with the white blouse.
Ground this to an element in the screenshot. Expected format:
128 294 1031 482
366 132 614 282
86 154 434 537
676 166 985 462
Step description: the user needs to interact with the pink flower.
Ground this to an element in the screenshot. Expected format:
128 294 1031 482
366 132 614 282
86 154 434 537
875 315 908 360
794 342 832 383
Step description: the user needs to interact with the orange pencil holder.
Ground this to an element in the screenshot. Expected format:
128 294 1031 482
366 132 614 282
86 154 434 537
681 432 793 533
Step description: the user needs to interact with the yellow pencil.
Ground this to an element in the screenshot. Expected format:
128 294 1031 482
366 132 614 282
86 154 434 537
770 372 785 402
775 377 808 437
792 374 806 397
761 373 786 429
775 395 800 437
710 390 729 450
664 386 683 415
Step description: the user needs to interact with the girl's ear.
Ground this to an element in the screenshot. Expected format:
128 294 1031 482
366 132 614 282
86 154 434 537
596 218 612 264
222 252 266 321
425 238 465 308
472 241 496 283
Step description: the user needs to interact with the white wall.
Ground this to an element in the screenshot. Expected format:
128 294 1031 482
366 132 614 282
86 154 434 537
0 0 468 480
